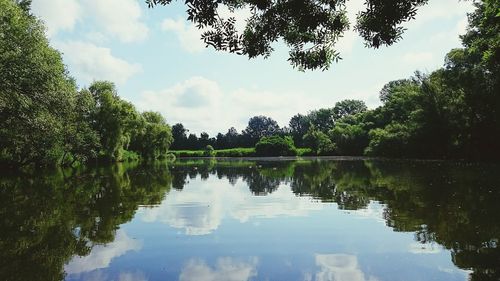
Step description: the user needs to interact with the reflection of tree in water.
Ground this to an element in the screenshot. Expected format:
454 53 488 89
171 158 500 280
169 160 293 195
0 162 171 281
366 161 500 281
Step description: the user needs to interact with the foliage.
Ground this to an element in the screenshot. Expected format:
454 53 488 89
329 122 368 156
147 0 432 70
303 125 336 155
0 0 77 166
243 115 281 144
215 147 255 157
130 111 173 160
203 145 215 157
0 162 172 281
332 99 367 120
170 148 256 158
171 123 189 150
255 136 297 156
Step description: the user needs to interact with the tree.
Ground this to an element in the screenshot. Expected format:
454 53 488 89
303 125 336 155
255 135 297 156
329 123 368 156
187 133 199 149
225 127 240 148
199 132 210 148
0 0 77 166
242 115 280 145
333 99 368 120
61 89 101 166
289 114 310 147
379 79 415 103
147 0 431 70
171 123 188 150
307 108 336 133
130 111 173 159
88 81 130 161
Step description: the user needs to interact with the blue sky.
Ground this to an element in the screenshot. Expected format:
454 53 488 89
31 0 474 135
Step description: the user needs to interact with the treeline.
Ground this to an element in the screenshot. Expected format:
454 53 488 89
0 0 173 167
171 0 499 160
169 100 365 151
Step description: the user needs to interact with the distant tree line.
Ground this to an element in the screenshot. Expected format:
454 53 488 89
0 0 173 167
170 0 499 160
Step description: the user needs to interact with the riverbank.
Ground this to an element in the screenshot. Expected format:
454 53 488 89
170 148 314 158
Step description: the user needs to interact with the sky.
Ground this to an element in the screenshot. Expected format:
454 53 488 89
30 0 474 136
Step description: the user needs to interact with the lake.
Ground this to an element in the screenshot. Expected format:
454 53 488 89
1 158 499 281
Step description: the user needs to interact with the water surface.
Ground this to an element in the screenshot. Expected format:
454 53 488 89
1 158 499 281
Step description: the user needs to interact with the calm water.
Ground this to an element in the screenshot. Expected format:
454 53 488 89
1 158 499 281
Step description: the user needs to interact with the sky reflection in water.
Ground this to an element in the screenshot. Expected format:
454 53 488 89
2 159 498 281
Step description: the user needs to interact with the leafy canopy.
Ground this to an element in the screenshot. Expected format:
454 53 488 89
147 0 430 70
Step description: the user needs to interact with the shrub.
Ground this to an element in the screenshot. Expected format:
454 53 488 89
303 127 336 155
255 136 297 156
203 145 215 156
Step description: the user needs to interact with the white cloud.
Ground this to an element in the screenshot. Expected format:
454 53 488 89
138 176 322 235
84 31 108 44
162 6 250 53
217 6 252 34
85 0 149 43
335 0 364 55
65 230 142 275
31 0 81 36
313 254 379 281
161 18 205 53
31 0 149 42
404 0 474 29
118 271 148 281
55 41 142 85
137 76 323 135
402 52 434 64
179 257 258 281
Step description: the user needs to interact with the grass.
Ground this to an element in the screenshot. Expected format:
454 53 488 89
170 147 314 158
170 148 255 158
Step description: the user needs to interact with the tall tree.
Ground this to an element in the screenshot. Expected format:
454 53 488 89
333 99 368 120
171 123 188 150
0 0 77 166
242 115 281 145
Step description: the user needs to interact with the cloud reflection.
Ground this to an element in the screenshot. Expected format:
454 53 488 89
179 257 258 281
311 254 378 281
140 177 322 235
65 229 142 274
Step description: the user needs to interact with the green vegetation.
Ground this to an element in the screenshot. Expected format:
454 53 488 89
170 148 256 158
1 0 498 165
0 162 172 281
149 0 433 70
0 0 173 168
255 136 297 156
167 0 500 160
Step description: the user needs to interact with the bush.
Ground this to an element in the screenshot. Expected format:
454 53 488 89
364 124 413 157
255 136 297 156
329 123 369 156
303 127 336 155
203 145 215 156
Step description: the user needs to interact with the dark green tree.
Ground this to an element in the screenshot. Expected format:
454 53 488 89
242 115 281 145
171 123 189 150
0 0 78 166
